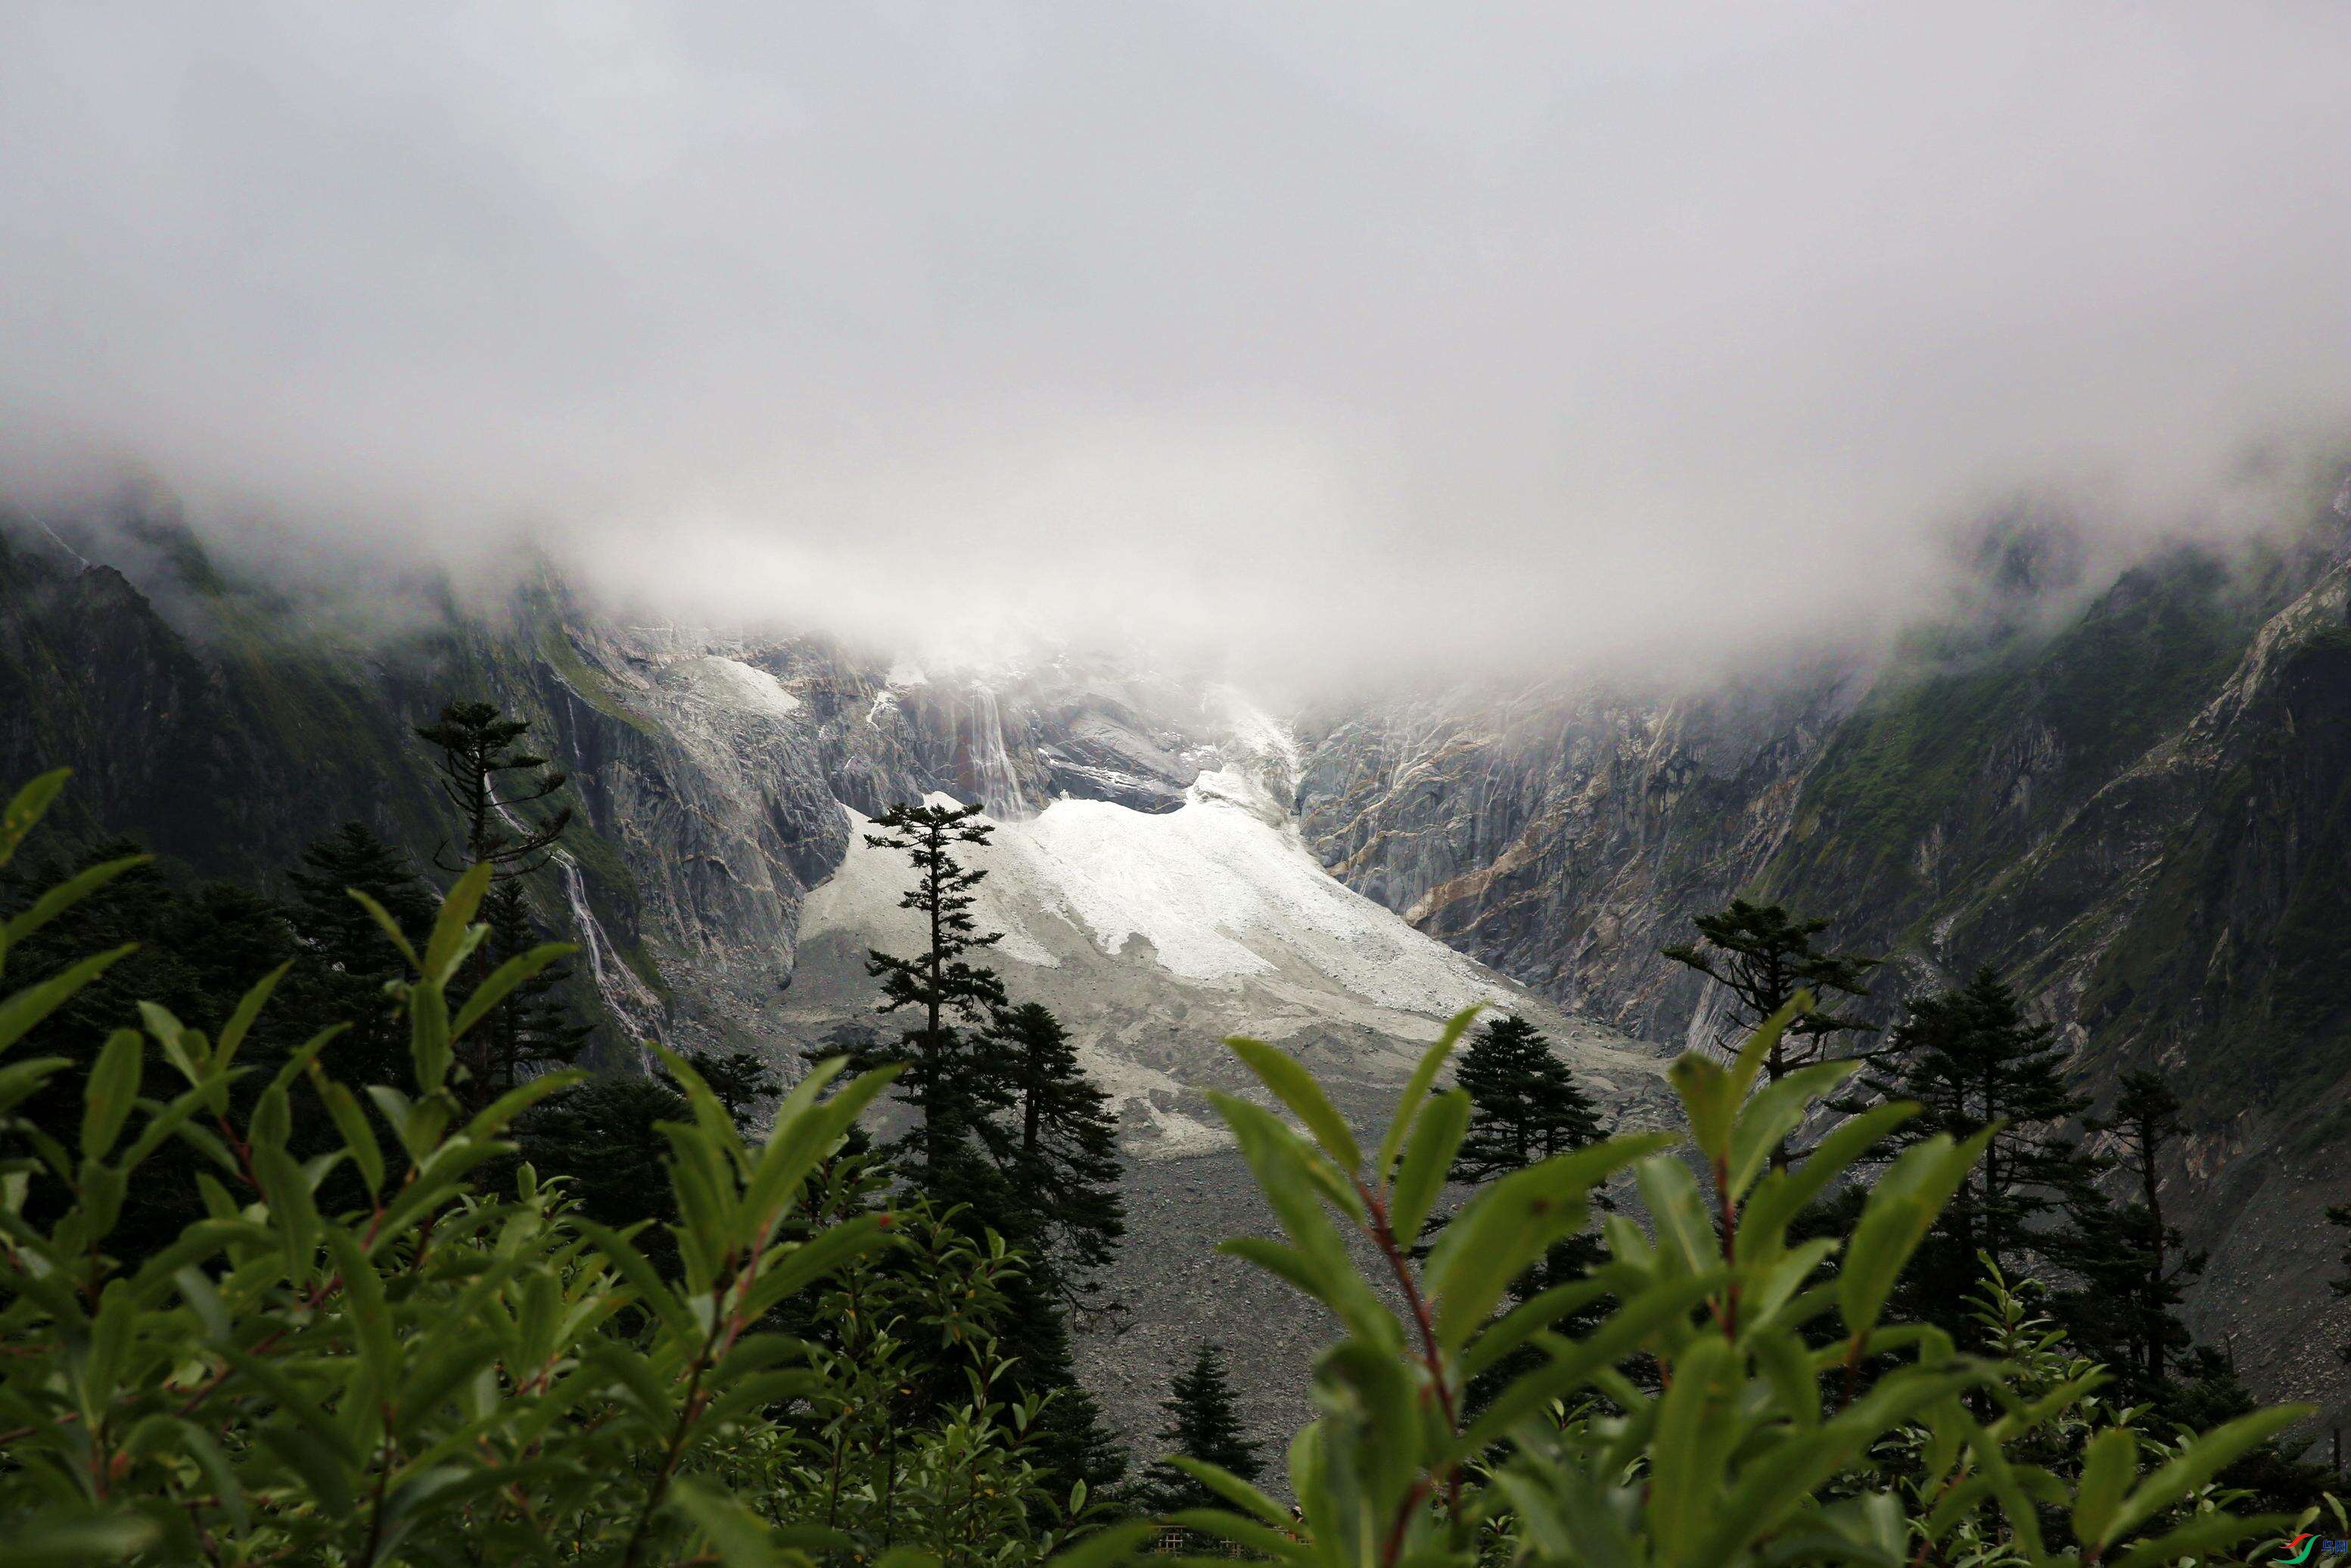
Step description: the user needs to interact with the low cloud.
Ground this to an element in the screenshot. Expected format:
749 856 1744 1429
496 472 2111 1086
3 3 2347 683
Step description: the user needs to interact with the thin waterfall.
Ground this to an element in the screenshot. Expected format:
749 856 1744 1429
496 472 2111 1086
546 845 664 1062
490 789 665 1064
967 684 1028 819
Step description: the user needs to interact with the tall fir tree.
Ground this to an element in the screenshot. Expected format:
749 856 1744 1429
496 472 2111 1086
1860 967 2099 1341
670 1048 781 1132
281 821 435 1088
840 801 1012 1183
839 801 1128 1499
1448 1013 1612 1405
475 879 595 1094
2056 1069 2205 1401
987 1001 1127 1296
1139 1342 1263 1516
1662 898 1880 1077
1452 1014 1607 1181
414 700 587 1105
413 701 574 876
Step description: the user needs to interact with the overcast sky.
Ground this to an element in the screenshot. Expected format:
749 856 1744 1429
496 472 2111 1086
3 2 2347 678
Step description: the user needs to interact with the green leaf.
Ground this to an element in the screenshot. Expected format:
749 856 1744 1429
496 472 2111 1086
3 854 148 947
1216 1237 1331 1300
325 1228 397 1402
79 1028 141 1159
1739 1101 1917 1258
1046 1522 1159 1568
214 963 290 1072
1389 1088 1469 1249
0 944 136 1056
1 768 71 857
1838 1125 1993 1341
741 1062 903 1236
1426 1133 1671 1348
449 941 576 1040
458 1067 586 1144
1646 1333 1737 1559
1164 1508 1301 1560
1725 1059 1858 1199
1668 1051 1735 1166
410 978 452 1092
1459 1272 1613 1379
1228 1036 1363 1173
2106 1404 2312 1545
742 1215 892 1320
671 1476 816 1566
2071 1426 2138 1548
1165 1458 1294 1529
348 887 421 969
423 861 494 982
1460 1271 1721 1448
1727 991 1810 1103
0 1512 163 1565
1373 1003 1483 1183
1211 1093 1396 1348
0 1054 69 1119
315 1075 386 1194
2106 1511 2290 1568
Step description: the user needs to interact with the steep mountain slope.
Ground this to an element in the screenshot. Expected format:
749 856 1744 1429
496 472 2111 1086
1297 493 2351 1423
0 514 1666 1445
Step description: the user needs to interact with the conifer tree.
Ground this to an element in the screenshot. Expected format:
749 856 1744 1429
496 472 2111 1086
670 1048 780 1133
414 701 587 1104
1140 1342 1263 1515
844 801 1012 1181
988 1001 1126 1289
1662 898 1880 1078
282 821 434 1087
476 878 593 1094
841 801 1129 1499
413 700 573 876
1448 1014 1612 1403
1451 1014 1607 1181
1861 967 2098 1338
2057 1070 2205 1398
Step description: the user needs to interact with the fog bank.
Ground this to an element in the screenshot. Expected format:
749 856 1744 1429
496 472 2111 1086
3 3 2348 679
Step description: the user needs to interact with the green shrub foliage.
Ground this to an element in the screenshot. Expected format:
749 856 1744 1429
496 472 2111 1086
0 767 2325 1566
0 770 1084 1565
1157 1007 2315 1568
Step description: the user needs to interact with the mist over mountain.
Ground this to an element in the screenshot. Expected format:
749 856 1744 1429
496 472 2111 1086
6 2 2350 682
8 2 2351 1538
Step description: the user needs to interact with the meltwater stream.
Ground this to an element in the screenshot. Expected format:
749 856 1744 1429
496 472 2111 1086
490 789 666 1063
966 684 1028 820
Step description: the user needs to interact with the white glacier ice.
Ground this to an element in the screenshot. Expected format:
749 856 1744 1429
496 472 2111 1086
676 655 801 716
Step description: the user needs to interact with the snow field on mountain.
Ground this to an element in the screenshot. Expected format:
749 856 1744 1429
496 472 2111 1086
807 769 1513 1020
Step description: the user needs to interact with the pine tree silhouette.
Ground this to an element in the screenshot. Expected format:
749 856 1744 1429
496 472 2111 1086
1140 1342 1263 1515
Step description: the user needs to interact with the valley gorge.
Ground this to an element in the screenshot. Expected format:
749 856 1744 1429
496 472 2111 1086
7 483 2351 1448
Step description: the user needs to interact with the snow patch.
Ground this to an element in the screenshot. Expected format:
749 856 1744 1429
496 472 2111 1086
805 769 1510 1019
1002 770 1502 1013
676 655 801 716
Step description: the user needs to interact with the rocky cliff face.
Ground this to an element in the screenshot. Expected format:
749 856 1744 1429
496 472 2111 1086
1294 664 1866 1048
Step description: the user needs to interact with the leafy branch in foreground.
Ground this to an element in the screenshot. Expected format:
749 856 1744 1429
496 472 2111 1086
0 769 916 1565
1157 998 2309 1568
